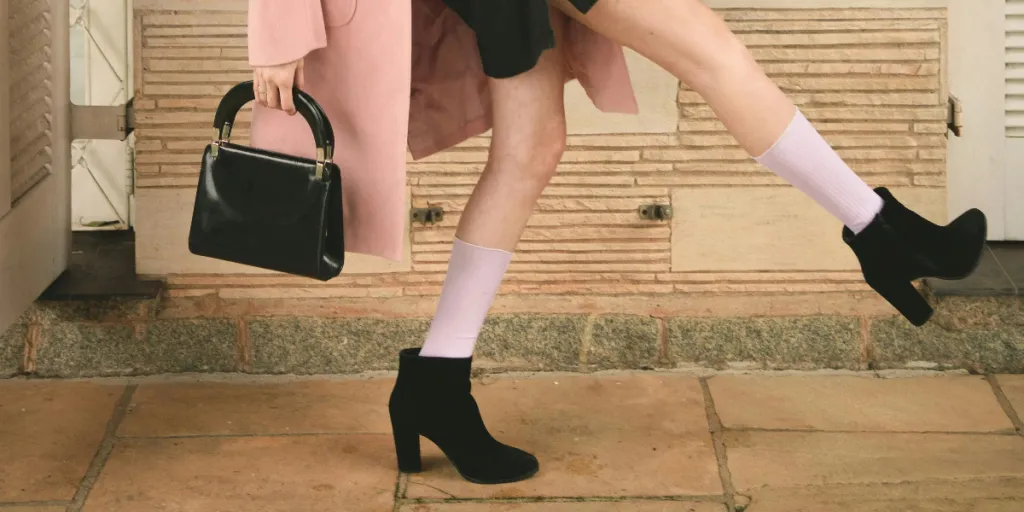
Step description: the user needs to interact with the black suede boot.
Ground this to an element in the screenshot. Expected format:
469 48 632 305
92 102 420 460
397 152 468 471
843 187 987 326
388 348 539 484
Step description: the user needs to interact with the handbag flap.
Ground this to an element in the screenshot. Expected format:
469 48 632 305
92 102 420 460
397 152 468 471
189 142 341 279
203 143 325 225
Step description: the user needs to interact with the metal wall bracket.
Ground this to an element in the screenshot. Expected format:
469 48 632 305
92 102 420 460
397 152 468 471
638 204 673 221
70 98 134 141
411 206 444 225
947 94 963 138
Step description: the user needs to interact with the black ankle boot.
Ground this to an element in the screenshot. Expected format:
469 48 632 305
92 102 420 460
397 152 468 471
387 348 539 484
843 187 987 326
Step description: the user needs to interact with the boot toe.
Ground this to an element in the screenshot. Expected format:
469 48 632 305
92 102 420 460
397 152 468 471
950 208 987 234
947 208 988 279
458 444 539 485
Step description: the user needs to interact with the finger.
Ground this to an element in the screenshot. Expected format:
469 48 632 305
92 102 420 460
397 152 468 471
295 60 306 90
255 74 269 107
266 81 281 110
278 81 296 115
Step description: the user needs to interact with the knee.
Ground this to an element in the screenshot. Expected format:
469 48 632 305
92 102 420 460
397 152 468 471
531 120 568 177
684 38 759 93
498 116 567 185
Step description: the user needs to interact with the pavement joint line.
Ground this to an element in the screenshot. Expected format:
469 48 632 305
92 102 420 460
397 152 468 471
987 375 1024 435
406 480 458 499
732 474 1024 493
67 384 137 512
0 500 71 508
700 376 738 512
117 432 392 440
392 472 407 512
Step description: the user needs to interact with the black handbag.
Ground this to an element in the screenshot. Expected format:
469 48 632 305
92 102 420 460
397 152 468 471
188 81 345 281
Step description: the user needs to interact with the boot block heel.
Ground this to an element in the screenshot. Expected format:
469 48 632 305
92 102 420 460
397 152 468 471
391 419 422 473
871 278 933 327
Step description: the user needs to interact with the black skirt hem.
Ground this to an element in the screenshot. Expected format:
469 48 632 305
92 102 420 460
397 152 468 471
442 0 599 79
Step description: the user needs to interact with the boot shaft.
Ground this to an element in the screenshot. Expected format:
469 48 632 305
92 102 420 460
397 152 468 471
391 348 475 412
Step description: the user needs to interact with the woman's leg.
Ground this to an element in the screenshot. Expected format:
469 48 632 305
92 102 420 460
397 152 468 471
388 10 567 484
417 21 568 359
551 0 987 325
553 0 882 233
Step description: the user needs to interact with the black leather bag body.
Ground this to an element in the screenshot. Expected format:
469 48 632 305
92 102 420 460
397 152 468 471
188 81 345 281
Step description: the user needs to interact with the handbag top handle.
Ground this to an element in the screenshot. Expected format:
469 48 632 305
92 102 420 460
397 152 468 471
209 80 336 180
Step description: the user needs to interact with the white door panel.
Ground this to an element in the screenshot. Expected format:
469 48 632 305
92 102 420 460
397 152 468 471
948 0 1006 239
948 0 1024 241
2 0 72 333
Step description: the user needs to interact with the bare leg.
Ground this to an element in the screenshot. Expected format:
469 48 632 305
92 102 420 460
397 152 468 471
554 0 791 154
419 13 568 358
552 0 883 234
455 59 567 250
551 0 989 327
388 10 569 487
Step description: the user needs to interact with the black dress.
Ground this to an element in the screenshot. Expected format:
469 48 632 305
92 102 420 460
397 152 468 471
440 0 600 79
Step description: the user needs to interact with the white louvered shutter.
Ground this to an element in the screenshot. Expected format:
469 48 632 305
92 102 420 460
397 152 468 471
1007 0 1024 136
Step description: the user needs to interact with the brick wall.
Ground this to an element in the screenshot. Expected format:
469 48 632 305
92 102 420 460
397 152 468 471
133 6 948 317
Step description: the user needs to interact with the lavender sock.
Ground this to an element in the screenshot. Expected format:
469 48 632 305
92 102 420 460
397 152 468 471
755 110 884 233
419 238 513 358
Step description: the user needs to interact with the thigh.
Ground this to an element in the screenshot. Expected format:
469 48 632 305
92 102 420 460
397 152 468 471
550 0 741 79
486 8 569 154
453 8 570 249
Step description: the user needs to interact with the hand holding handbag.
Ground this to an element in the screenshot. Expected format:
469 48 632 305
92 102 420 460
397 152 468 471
188 81 345 281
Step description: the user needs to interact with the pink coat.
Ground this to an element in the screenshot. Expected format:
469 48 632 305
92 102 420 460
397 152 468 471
248 0 638 261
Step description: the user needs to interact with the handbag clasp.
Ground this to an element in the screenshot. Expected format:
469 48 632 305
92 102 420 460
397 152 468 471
209 123 232 159
315 145 334 181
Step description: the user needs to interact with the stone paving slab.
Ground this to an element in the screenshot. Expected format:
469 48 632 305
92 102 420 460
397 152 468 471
0 381 122 502
119 378 394 437
742 477 1024 512
406 374 721 499
727 431 1024 492
400 502 726 511
2 374 1023 511
83 435 397 512
708 375 1013 432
